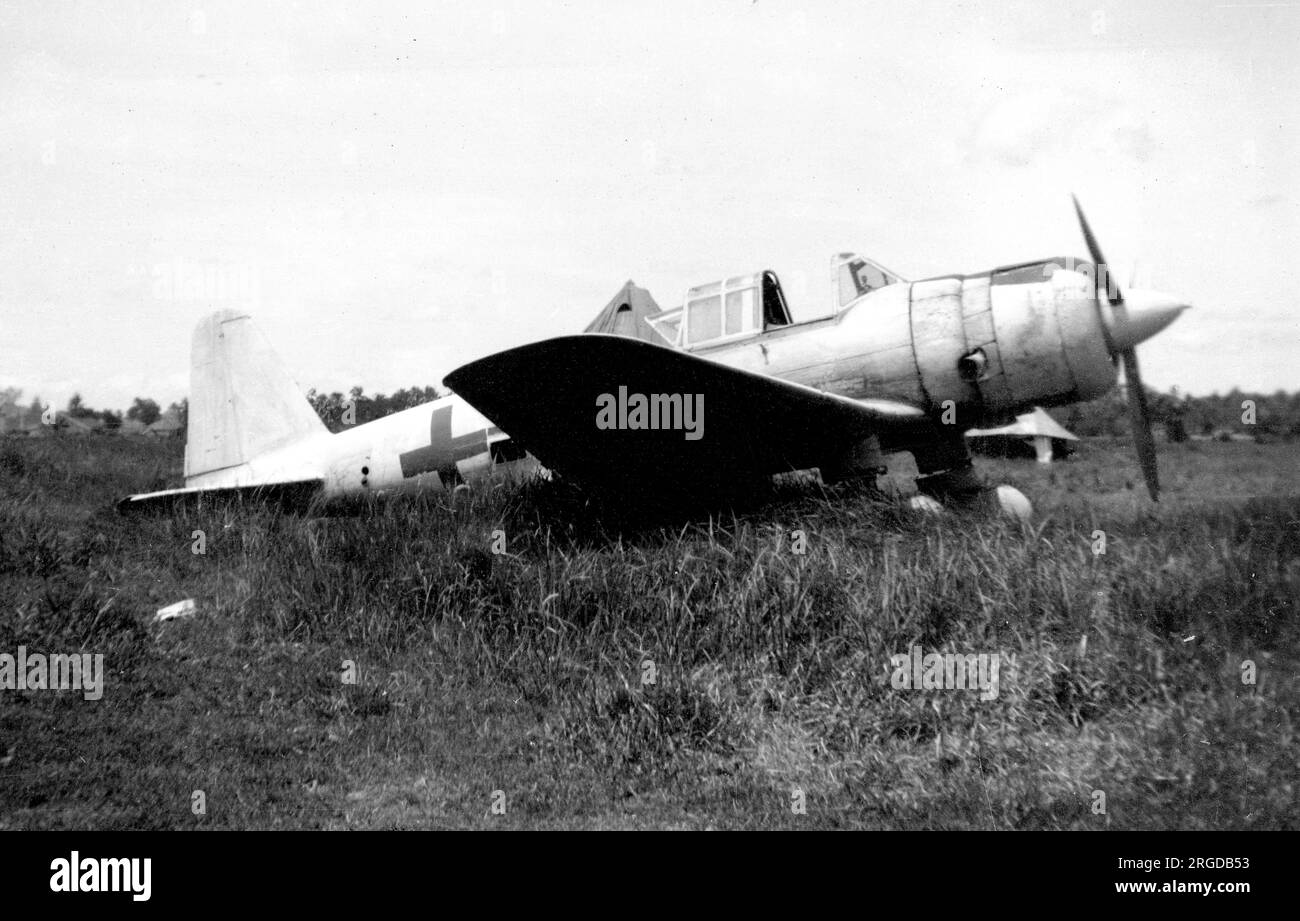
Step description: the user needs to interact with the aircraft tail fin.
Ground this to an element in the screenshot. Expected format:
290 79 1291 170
185 310 327 483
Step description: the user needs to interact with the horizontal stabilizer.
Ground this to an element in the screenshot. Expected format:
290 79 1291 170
117 479 324 515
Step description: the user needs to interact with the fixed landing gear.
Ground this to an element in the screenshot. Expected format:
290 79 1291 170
909 482 1033 521
911 444 1033 521
824 435 1033 519
819 435 887 489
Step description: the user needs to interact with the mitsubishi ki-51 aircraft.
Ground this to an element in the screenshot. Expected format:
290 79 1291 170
120 198 1187 516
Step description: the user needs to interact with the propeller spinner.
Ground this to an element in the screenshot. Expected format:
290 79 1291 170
1071 195 1189 500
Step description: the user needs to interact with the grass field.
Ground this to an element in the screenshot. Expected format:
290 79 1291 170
1 435 1297 829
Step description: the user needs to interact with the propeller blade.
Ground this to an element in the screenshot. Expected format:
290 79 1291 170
1073 194 1160 500
1120 349 1160 500
1072 193 1122 306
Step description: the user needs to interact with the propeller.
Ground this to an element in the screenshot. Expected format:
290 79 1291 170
1071 194 1161 500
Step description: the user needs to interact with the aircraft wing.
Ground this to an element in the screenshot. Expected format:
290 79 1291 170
444 335 932 491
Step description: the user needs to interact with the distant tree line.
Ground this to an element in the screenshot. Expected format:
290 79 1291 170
1062 387 1300 441
13 393 190 431
306 386 444 433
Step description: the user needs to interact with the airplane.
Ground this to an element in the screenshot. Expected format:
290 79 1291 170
119 197 1187 516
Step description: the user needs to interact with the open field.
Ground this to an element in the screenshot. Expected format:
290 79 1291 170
1 435 1297 829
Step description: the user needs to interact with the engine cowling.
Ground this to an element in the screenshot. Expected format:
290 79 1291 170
909 258 1116 426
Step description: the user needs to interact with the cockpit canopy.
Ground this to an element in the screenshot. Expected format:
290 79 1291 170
653 270 792 349
652 254 906 349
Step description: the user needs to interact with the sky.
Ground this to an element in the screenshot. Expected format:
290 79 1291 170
1 0 1296 411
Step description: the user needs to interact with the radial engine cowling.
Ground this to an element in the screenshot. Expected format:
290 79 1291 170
909 258 1116 424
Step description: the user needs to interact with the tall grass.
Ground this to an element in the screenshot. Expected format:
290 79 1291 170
1 436 1296 828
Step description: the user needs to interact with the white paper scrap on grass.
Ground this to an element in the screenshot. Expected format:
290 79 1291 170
155 598 197 622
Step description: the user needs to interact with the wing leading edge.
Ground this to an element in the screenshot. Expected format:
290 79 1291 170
444 335 931 491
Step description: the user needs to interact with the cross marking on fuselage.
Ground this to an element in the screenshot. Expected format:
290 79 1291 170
398 405 486 484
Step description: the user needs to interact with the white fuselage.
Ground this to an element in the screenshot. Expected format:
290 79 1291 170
186 394 515 499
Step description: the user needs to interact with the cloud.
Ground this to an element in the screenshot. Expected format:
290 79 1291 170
966 87 1156 167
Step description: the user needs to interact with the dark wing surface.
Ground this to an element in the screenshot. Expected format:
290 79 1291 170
444 335 929 490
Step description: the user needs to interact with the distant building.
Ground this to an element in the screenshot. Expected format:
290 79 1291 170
58 413 105 436
118 418 149 436
145 409 184 437
0 401 23 435
0 400 46 436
